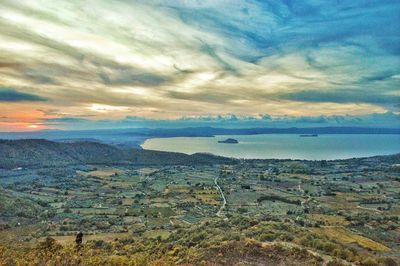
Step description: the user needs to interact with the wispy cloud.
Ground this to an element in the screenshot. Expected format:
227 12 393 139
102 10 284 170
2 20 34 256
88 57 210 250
282 89 400 105
0 0 399 131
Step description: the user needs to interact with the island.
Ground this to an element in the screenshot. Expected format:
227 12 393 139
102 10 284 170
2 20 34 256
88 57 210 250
299 134 318 137
218 138 239 144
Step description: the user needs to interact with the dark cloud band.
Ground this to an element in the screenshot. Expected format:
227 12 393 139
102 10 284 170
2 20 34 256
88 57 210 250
0 88 47 102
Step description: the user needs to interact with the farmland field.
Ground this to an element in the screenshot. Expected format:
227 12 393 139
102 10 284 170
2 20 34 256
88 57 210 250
0 148 399 265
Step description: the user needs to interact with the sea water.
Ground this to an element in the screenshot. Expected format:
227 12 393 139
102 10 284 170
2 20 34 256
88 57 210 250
141 134 400 160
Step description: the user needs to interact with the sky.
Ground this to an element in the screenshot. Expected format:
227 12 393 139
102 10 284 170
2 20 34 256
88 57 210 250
0 0 399 131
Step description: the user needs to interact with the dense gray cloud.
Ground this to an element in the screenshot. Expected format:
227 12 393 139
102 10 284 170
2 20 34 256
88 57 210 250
0 87 47 102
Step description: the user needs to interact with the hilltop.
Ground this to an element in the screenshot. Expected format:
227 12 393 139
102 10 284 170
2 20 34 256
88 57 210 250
0 139 234 169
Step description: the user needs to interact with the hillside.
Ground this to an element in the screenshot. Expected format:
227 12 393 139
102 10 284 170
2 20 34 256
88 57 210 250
0 140 399 265
0 139 234 169
0 188 45 227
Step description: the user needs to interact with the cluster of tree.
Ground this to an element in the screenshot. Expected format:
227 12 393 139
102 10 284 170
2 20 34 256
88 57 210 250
257 194 302 205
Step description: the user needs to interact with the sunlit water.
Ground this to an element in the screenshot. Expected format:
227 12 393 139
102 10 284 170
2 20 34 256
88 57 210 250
141 134 400 160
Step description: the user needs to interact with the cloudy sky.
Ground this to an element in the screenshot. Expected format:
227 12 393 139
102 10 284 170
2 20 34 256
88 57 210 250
0 0 399 131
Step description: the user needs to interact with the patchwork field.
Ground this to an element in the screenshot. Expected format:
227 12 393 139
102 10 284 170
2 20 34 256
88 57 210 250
1 154 399 265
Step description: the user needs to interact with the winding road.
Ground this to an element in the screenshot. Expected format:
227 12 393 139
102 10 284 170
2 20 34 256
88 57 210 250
214 175 227 217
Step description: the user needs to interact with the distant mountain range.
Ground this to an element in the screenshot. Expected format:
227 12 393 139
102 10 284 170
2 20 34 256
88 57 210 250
133 126 400 136
0 139 234 169
0 127 399 149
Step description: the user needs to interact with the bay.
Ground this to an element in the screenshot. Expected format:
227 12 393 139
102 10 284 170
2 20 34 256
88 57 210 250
141 134 400 160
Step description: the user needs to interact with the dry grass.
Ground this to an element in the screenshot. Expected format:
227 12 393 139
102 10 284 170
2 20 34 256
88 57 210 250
47 232 131 245
165 186 190 194
307 214 350 226
195 190 220 205
142 229 171 240
321 192 361 210
312 227 391 252
78 168 126 178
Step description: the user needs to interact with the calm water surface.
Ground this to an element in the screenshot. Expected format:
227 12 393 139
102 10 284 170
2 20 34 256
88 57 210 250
141 134 400 160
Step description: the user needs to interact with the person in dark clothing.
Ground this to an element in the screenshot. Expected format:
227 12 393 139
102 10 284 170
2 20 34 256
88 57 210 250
75 231 83 250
